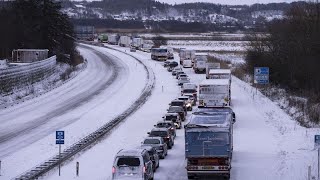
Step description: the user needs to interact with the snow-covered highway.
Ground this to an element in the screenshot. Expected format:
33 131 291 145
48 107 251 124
0 44 151 179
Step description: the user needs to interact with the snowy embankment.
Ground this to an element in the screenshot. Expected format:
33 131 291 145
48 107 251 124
0 44 148 179
0 58 86 109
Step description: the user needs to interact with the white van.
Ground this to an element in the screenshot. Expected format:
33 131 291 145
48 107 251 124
183 59 192 68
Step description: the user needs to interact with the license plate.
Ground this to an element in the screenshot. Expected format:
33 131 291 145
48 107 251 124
201 166 215 170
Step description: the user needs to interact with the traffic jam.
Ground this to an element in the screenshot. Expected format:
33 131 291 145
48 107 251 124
111 44 235 180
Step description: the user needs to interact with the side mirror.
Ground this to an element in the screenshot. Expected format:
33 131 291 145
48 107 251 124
147 132 150 134
162 116 164 118
232 112 236 123
154 125 156 127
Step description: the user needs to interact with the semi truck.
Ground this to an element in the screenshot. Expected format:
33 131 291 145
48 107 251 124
198 79 230 107
179 49 195 65
208 69 232 83
98 34 108 43
193 53 208 73
160 46 174 59
132 38 144 49
108 35 118 45
206 62 221 79
185 107 235 179
119 36 131 47
151 48 168 61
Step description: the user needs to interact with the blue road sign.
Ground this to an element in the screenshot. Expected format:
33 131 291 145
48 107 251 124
56 131 65 144
254 67 269 84
315 135 320 144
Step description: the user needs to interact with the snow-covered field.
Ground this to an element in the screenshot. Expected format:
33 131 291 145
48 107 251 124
1 43 318 180
168 40 249 52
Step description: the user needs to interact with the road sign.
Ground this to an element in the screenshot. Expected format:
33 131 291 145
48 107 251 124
315 135 320 147
254 67 269 84
56 131 64 144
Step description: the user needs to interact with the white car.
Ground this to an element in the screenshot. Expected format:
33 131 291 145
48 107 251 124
183 59 192 68
178 77 190 86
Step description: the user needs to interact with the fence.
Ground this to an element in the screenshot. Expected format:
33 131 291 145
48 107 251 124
0 56 57 95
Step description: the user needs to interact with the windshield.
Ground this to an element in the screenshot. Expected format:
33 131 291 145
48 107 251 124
150 131 168 137
171 101 183 106
157 122 172 128
166 115 177 120
168 106 183 112
183 89 196 93
144 139 160 144
117 157 140 166
178 97 188 101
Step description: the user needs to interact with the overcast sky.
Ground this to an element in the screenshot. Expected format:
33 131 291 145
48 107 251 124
156 0 297 5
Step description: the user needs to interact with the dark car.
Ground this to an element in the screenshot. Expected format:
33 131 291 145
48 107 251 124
137 146 160 172
148 128 174 149
169 61 178 68
154 121 176 138
163 61 171 67
167 106 186 121
142 137 168 159
170 100 188 112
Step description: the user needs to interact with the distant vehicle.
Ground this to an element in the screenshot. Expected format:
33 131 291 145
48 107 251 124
178 73 188 80
108 35 118 45
177 96 194 110
137 146 159 172
162 113 182 129
148 128 174 149
206 62 221 79
151 48 168 61
169 61 179 68
132 38 144 49
193 53 208 73
167 106 186 121
170 99 188 113
172 66 182 76
98 34 108 43
208 69 231 83
176 71 185 79
112 148 154 180
163 61 172 67
154 121 176 138
178 77 190 86
179 49 195 65
142 137 168 159
130 46 137 52
183 59 193 68
119 36 131 47
182 83 197 91
181 88 197 103
184 107 235 179
161 46 174 59
198 79 230 107
167 66 174 72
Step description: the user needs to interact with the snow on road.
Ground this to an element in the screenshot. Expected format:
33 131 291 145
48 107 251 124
0 44 147 179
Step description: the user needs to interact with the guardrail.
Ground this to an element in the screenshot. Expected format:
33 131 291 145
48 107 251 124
0 56 57 95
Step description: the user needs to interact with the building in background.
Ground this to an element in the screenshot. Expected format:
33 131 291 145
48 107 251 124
74 26 95 41
11 49 49 63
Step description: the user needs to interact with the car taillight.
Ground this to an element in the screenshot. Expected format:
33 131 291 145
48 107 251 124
112 166 116 174
143 166 146 173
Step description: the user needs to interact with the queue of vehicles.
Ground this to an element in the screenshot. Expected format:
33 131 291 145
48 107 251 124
111 42 234 179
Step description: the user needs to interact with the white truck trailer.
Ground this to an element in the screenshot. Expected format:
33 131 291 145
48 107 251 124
119 36 131 47
193 53 208 73
179 49 195 65
208 69 231 82
198 79 230 107
206 62 221 79
108 35 118 45
132 38 144 49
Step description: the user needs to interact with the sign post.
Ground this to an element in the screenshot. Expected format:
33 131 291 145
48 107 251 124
56 131 65 176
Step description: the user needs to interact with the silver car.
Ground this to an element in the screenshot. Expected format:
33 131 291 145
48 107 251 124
142 137 168 159
178 77 190 86
112 148 154 180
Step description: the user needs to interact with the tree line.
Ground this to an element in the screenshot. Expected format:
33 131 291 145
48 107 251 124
245 2 320 122
0 0 76 64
